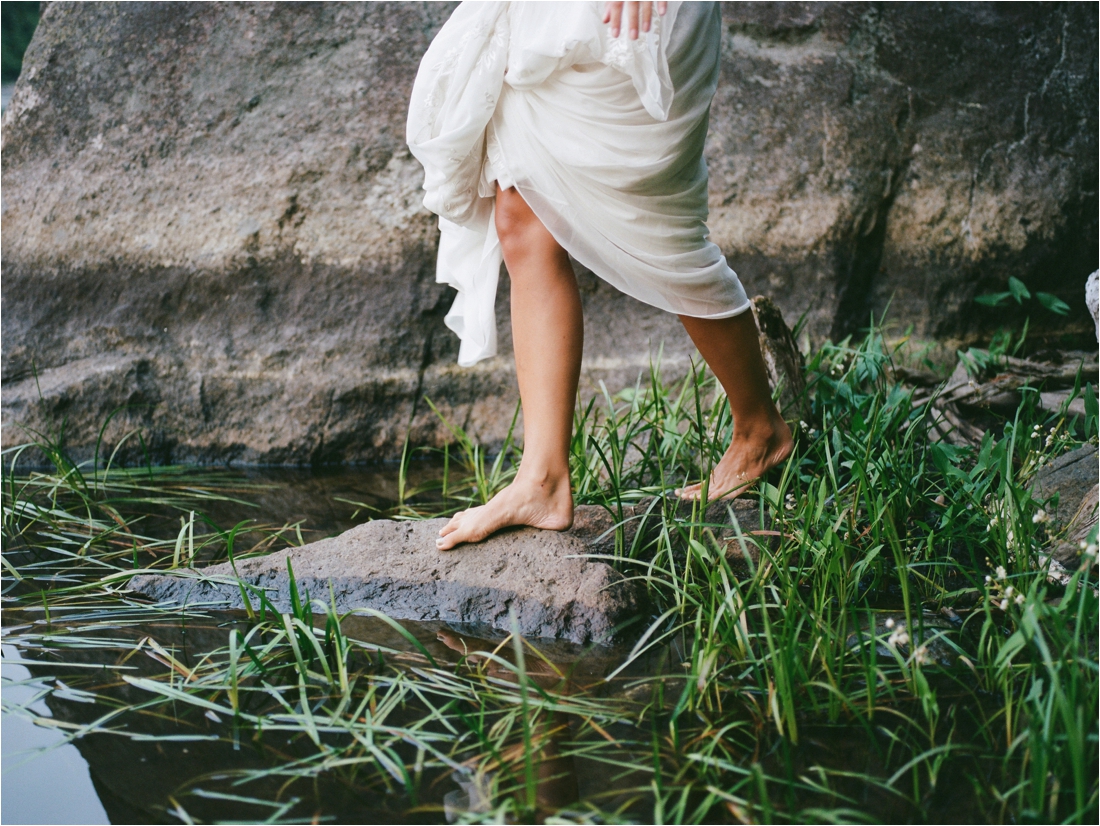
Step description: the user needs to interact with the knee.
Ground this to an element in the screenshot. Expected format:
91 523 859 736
494 187 538 253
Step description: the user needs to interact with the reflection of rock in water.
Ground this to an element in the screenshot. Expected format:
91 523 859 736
14 613 445 822
11 609 669 823
7 605 994 823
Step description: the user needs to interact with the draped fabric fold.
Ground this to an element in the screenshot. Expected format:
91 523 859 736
407 1 749 367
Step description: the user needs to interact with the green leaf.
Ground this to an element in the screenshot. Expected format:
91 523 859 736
1007 276 1031 303
974 292 1011 307
1035 292 1070 315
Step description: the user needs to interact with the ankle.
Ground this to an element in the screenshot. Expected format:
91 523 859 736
514 463 572 495
732 412 780 442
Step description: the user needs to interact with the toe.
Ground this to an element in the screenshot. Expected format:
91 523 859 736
436 533 461 551
439 513 465 537
677 483 702 501
437 516 484 551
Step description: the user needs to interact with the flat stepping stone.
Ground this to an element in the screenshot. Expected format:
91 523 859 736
130 508 646 644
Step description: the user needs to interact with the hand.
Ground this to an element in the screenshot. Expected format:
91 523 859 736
603 1 668 40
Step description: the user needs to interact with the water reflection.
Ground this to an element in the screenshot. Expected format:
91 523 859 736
436 628 580 821
230 463 444 536
3 608 666 824
1 647 110 825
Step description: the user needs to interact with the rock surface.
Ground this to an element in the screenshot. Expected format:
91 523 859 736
3 2 1096 463
846 611 965 668
1049 483 1099 570
129 496 774 641
1087 271 1099 342
1032 445 1099 528
1032 444 1100 570
130 508 645 643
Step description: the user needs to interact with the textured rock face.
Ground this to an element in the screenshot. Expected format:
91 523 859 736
710 3 1097 341
130 509 645 644
1032 445 1099 528
1031 445 1099 570
1087 271 1099 341
3 2 1096 463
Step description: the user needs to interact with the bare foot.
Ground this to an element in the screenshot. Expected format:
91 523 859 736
677 416 794 501
436 474 574 550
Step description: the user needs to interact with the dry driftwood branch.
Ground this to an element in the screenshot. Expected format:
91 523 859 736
907 350 1098 447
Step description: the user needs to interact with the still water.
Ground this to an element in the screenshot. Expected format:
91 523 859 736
1 463 664 824
2 646 110 825
2 463 399 824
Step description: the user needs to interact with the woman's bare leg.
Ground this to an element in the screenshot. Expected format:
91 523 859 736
437 186 581 550
677 311 793 500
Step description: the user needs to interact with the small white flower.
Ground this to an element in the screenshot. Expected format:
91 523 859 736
888 629 910 647
995 565 1007 581
1032 424 1041 431
913 645 931 666
1032 509 1049 524
1004 586 1014 597
885 618 896 629
1014 594 1025 606
984 575 992 584
999 599 1009 611
1085 544 1098 559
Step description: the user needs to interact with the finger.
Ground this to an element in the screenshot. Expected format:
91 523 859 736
606 2 623 36
627 1 639 39
657 1 668 15
641 1 652 32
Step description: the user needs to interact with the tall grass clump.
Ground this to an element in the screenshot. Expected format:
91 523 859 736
3 325 1097 823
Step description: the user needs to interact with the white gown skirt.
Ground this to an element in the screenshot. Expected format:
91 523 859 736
407 1 750 366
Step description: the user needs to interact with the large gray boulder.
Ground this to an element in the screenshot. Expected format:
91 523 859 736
3 2 1096 463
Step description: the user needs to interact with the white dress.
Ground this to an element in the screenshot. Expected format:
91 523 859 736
406 1 750 366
